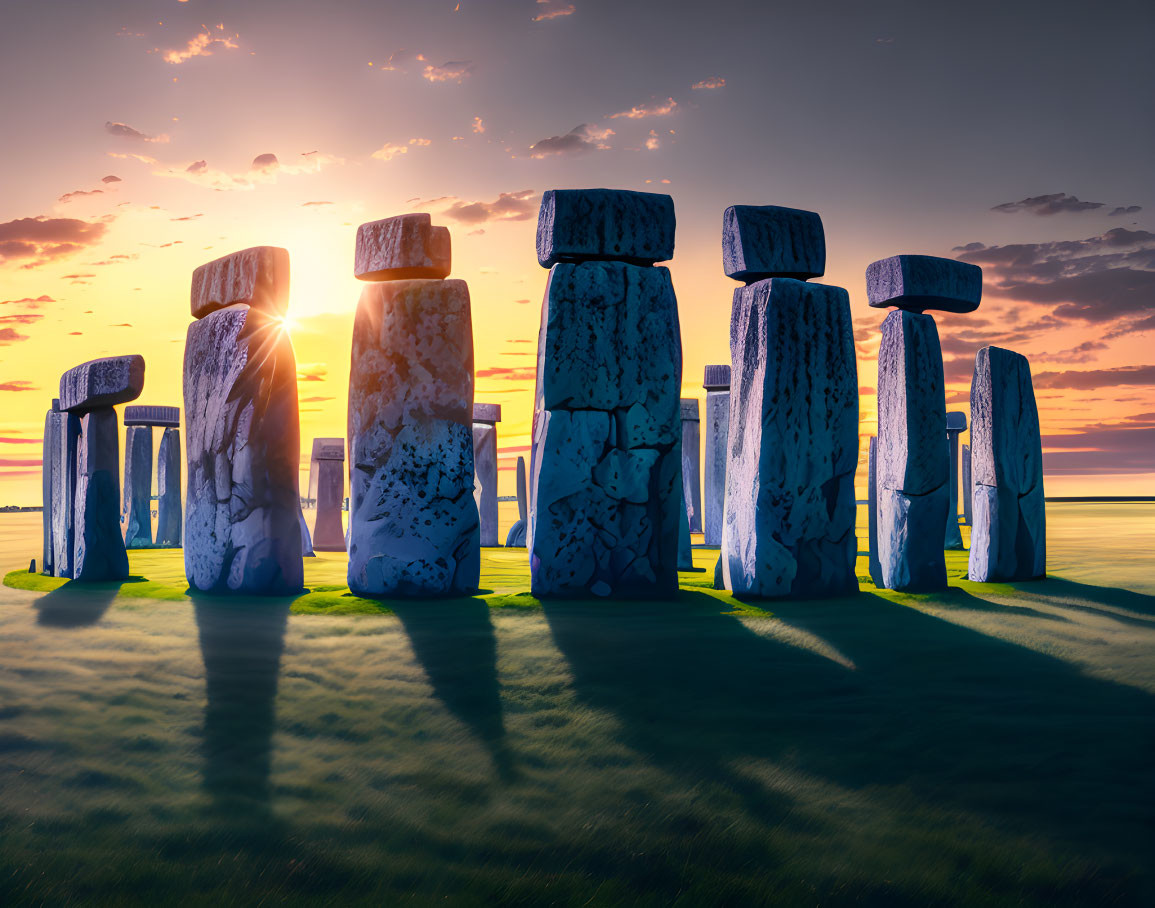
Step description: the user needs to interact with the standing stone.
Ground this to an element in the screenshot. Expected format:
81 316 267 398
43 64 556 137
680 398 702 533
720 278 858 598
472 404 501 547
677 481 695 571
299 506 315 557
49 409 81 578
73 408 130 581
702 365 730 546
184 292 302 595
961 443 973 526
310 438 346 552
868 436 882 587
156 427 182 547
122 425 153 548
41 402 61 575
348 277 479 597
944 411 967 550
875 310 949 591
529 246 683 598
505 456 528 548
968 346 1045 582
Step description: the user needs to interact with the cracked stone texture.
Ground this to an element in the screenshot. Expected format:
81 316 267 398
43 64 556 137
312 459 346 552
156 428 182 547
183 305 303 595
678 479 694 571
473 422 499 546
505 456 527 548
867 254 982 313
41 406 60 575
122 425 153 548
125 405 180 427
47 409 80 578
945 429 964 550
536 189 675 268
73 408 129 581
720 278 859 598
962 443 973 526
355 213 451 281
348 279 480 597
968 345 1046 582
299 506 315 557
703 389 730 546
191 246 289 320
680 398 702 533
722 205 825 283
867 436 882 587
876 309 948 591
59 355 145 412
529 260 682 598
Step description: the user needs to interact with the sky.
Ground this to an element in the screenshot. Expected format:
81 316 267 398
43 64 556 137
1 0 1152 504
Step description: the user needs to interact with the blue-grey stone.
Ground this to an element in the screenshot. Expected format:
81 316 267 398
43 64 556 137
191 246 289 320
722 205 825 283
125 405 180 427
678 480 695 571
720 278 859 598
946 411 967 432
703 377 730 547
473 420 499 547
875 310 948 591
473 403 501 424
156 428 182 547
505 456 527 548
355 213 451 282
703 364 731 391
866 255 982 313
867 436 882 587
122 425 153 548
536 189 675 268
962 443 973 526
312 458 346 552
945 416 964 551
348 279 480 597
59 355 145 412
184 305 303 595
680 398 702 534
48 409 80 578
73 408 129 581
968 346 1046 582
41 405 59 575
299 506 315 557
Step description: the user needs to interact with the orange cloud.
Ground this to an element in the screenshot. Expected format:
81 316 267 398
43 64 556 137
422 61 473 83
0 381 37 392
533 1 576 21
607 97 678 119
162 26 240 64
691 77 726 90
0 216 109 266
443 190 537 224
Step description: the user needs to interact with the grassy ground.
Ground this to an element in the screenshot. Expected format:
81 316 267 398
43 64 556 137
1 506 1153 906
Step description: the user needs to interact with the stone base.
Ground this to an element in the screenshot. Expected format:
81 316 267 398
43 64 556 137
74 408 129 581
969 484 1046 582
877 487 949 592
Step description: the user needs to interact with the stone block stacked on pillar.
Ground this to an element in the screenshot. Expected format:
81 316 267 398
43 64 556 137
968 346 1046 582
680 398 702 533
472 404 501 547
702 365 730 547
868 254 982 591
348 215 480 597
529 188 682 598
719 205 859 598
309 438 346 552
944 411 967 550
505 456 528 548
184 247 303 596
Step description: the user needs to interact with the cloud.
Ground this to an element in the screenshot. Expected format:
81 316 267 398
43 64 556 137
58 189 106 203
1032 365 1155 390
101 175 122 183
0 216 109 265
1 295 54 307
1042 424 1155 475
371 142 409 162
477 366 536 381
691 76 726 90
0 328 30 345
644 129 660 151
250 153 279 173
1109 205 1142 217
302 201 333 207
186 160 207 174
379 49 426 72
0 435 40 444
0 314 44 326
155 151 341 190
162 26 240 64
297 364 327 382
443 190 537 224
529 123 613 157
0 380 37 392
422 61 473 83
299 396 334 403
472 116 486 134
533 1 576 21
410 137 432 147
0 457 42 467
990 193 1114 216
607 97 678 119
104 121 169 143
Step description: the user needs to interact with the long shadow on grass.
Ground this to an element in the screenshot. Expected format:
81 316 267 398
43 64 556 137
1006 575 1155 623
392 599 514 782
544 588 1155 894
35 578 126 626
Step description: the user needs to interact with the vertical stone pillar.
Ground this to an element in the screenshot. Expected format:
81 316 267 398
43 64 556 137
961 443 973 526
472 404 501 547
156 428 182 547
348 215 479 597
719 205 858 598
944 411 967 550
41 400 61 575
968 346 1045 582
122 425 153 548
868 435 882 587
505 456 528 547
680 399 702 533
50 408 81 578
310 438 346 552
529 189 682 598
702 365 730 546
184 247 302 595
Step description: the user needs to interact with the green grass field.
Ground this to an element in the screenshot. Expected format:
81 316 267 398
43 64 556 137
1 505 1153 906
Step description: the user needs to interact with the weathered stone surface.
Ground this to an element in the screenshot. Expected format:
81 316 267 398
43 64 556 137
867 255 982 313
312 458 346 552
354 213 451 281
945 414 965 551
348 279 479 597
122 425 153 548
680 398 702 534
473 422 499 547
59 355 145 412
528 259 682 598
73 408 129 581
41 406 59 575
722 205 825 282
946 411 967 432
536 189 675 268
720 278 859 598
49 410 80 578
125 405 180 427
968 346 1046 582
473 402 501 424
505 456 528 548
962 443 973 526
156 428 182 547
703 366 730 546
875 310 948 591
868 436 882 587
311 437 344 462
191 246 289 320
677 481 695 571
299 506 315 556
184 305 303 595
